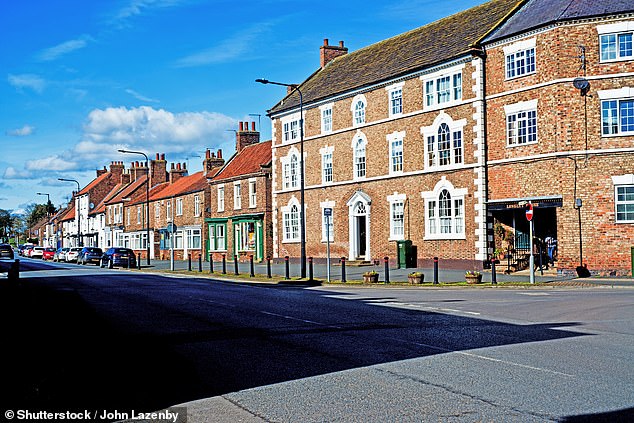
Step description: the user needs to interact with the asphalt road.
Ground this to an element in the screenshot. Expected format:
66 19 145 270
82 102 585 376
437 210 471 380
1 257 633 422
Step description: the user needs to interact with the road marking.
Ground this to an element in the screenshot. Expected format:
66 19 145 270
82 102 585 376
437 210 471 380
260 311 343 329
377 301 482 316
518 292 551 296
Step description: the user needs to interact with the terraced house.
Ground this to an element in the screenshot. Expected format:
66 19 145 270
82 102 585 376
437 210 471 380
483 0 634 275
265 0 520 269
264 0 634 275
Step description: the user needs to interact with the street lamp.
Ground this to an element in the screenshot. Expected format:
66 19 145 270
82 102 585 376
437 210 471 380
118 149 151 265
256 78 306 278
58 178 82 247
36 192 52 214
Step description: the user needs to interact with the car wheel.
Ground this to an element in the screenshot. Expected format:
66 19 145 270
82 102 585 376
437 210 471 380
108 259 114 269
100 259 105 268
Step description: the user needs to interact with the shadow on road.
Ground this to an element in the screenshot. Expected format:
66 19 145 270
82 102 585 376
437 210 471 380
0 272 588 419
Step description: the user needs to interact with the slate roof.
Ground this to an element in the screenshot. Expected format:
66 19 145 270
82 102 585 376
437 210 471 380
105 176 147 206
485 0 634 43
269 0 521 115
212 140 272 182
58 202 75 222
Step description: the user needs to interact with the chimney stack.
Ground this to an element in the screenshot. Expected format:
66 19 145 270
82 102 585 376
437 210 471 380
320 38 348 69
109 161 125 180
203 148 225 173
150 152 168 187
236 121 260 153
169 162 187 184
96 166 107 177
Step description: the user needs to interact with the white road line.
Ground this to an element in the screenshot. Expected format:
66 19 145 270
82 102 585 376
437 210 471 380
260 311 343 329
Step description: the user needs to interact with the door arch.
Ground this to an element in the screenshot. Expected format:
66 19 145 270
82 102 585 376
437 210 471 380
347 190 371 261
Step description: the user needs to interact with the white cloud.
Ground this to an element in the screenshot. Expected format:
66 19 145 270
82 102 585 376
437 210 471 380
6 125 34 137
37 36 92 61
112 0 182 27
174 20 277 68
3 167 32 179
125 89 160 103
15 106 236 175
8 74 46 93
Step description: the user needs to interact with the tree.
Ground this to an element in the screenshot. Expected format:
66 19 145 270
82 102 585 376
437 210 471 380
0 209 11 242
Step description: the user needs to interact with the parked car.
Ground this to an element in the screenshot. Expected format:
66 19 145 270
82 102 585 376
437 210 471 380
65 247 83 262
21 245 34 257
77 247 103 265
0 244 14 260
30 246 45 259
42 247 56 260
54 247 69 262
100 247 136 269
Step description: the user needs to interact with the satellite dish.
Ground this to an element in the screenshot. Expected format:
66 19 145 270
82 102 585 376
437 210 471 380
573 77 590 90
89 202 95 210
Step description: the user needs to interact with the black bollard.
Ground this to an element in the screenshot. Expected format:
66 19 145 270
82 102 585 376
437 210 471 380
267 256 272 278
285 256 290 280
433 257 439 284
198 254 202 272
492 259 497 285
138 253 141 270
234 255 239 275
341 257 346 283
308 256 313 281
250 255 255 277
8 259 19 283
222 254 227 274
188 254 192 272
384 256 390 284
209 255 214 273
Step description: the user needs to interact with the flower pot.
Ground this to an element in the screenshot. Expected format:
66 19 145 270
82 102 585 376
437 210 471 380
363 274 379 283
466 274 482 284
408 275 424 284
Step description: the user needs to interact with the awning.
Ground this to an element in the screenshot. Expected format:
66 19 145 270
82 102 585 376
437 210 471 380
487 195 563 211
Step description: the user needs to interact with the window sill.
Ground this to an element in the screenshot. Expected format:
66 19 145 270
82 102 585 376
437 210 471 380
600 57 634 64
506 140 538 148
282 239 300 244
424 234 466 241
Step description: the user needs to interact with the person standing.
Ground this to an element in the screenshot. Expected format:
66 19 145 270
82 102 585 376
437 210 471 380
545 234 557 265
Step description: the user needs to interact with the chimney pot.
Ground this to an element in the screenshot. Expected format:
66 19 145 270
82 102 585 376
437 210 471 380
161 153 165 160
218 149 222 158
156 153 159 160
183 162 187 169
251 121 256 131
171 163 175 170
239 122 244 131
324 38 329 46
339 40 344 47
177 163 181 170
206 149 211 159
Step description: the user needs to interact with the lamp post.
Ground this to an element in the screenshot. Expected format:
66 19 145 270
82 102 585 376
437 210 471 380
118 149 151 265
58 178 82 247
256 78 306 278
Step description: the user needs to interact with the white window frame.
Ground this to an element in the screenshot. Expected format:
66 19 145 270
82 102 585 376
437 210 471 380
352 131 367 180
613 175 634 223
504 99 538 147
281 147 300 190
320 103 333 134
194 194 200 217
137 205 141 224
421 112 466 169
176 198 183 216
217 185 225 212
421 177 466 240
320 145 334 184
351 94 367 127
598 87 634 136
209 223 227 251
186 227 202 250
598 22 634 62
281 197 300 243
155 202 160 219
387 192 406 241
320 200 335 242
421 65 464 109
281 111 302 144
233 182 241 210
166 201 172 220
386 82 404 117
249 178 257 208
387 131 405 175
503 38 536 80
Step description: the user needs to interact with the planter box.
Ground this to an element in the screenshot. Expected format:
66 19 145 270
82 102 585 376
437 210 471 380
363 274 379 283
408 275 424 284
466 274 483 284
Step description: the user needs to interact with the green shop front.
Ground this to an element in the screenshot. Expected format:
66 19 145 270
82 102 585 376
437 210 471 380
207 213 265 261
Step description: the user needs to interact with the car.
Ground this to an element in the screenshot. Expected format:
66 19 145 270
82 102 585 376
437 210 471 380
0 244 14 260
100 247 136 269
77 247 103 265
42 247 56 260
21 245 34 257
53 247 69 262
30 246 45 259
65 247 83 262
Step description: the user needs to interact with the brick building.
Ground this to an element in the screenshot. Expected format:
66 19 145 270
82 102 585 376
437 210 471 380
482 0 634 275
207 122 272 262
264 0 520 269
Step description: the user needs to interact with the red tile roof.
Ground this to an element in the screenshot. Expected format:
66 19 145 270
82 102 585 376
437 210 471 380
90 183 124 215
105 176 148 205
78 171 111 195
212 140 272 182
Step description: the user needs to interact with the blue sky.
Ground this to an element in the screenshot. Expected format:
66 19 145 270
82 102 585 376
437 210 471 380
0 0 481 213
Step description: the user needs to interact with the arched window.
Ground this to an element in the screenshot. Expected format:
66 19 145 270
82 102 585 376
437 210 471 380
282 149 300 189
422 179 465 239
354 101 365 125
354 137 366 179
422 113 465 169
282 201 300 242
